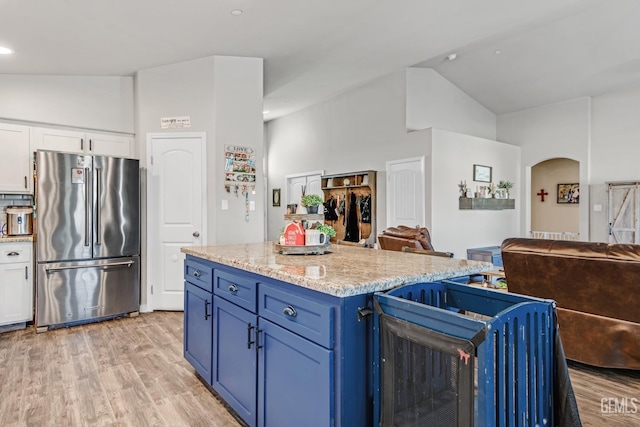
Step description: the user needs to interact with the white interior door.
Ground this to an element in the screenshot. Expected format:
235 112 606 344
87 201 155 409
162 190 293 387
386 157 425 228
608 183 639 243
148 133 206 310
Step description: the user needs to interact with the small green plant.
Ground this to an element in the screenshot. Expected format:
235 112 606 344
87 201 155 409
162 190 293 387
301 193 324 207
498 180 514 190
316 224 336 237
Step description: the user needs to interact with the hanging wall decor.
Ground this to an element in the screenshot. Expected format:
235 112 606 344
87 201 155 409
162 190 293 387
224 145 256 197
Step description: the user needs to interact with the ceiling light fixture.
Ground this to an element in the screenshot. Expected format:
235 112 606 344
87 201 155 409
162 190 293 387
231 9 243 16
0 46 13 55
494 50 502 55
446 53 457 61
263 110 270 114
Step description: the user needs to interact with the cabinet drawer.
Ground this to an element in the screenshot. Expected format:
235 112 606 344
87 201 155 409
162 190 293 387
0 242 32 264
184 258 213 292
259 282 334 349
214 269 258 313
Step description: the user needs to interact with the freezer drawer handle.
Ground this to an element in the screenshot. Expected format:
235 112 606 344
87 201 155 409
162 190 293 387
7 251 20 256
45 260 134 273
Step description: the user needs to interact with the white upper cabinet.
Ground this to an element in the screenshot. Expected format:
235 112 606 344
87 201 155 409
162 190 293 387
0 123 32 194
31 127 135 158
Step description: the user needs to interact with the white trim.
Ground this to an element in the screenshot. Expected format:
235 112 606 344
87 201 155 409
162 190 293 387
144 132 207 312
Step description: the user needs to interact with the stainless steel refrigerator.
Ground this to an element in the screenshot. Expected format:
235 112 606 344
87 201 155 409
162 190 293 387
35 150 141 330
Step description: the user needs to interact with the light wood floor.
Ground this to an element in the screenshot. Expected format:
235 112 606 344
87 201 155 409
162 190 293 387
1 312 639 426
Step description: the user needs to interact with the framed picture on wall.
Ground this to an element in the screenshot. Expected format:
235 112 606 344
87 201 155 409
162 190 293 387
272 188 281 207
473 164 492 183
557 183 579 204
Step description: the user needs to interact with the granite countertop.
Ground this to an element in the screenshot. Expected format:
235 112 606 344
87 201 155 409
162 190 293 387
181 242 492 297
0 235 34 243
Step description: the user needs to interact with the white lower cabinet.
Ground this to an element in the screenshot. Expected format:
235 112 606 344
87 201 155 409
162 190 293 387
0 242 33 326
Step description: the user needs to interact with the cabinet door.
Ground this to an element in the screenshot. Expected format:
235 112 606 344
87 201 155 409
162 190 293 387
258 318 333 427
87 133 134 158
213 295 258 427
0 262 32 325
0 123 31 193
184 282 213 384
31 127 85 154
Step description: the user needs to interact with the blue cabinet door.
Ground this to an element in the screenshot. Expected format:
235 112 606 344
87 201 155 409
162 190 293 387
213 295 258 427
258 318 333 427
184 282 213 384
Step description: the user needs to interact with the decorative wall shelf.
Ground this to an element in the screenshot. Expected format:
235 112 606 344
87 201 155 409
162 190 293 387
459 198 515 210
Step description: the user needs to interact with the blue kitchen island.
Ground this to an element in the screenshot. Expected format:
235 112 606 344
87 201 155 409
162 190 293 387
180 242 491 427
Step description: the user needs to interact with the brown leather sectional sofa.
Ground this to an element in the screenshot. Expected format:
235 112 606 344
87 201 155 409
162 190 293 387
501 238 640 370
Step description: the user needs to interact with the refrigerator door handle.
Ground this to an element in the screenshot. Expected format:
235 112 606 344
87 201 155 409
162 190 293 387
45 260 134 274
96 168 102 245
84 167 91 247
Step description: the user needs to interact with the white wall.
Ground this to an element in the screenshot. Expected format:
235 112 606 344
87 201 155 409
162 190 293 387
136 55 264 245
266 71 429 241
429 128 520 259
406 68 496 140
591 87 640 184
0 75 134 133
497 98 590 239
212 56 265 244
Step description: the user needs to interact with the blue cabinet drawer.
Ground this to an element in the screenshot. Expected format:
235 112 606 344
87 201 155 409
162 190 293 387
185 258 213 292
214 269 258 313
258 282 334 349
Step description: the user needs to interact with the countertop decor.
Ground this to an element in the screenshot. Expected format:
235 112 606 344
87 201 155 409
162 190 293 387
181 242 491 297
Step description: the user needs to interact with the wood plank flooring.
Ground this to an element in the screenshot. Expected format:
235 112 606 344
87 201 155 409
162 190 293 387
0 312 241 427
1 312 639 426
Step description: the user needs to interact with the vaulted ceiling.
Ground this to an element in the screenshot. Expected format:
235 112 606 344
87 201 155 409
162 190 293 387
1 0 638 120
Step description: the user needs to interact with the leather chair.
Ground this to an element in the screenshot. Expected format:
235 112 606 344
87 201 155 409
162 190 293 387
502 238 640 370
378 225 453 257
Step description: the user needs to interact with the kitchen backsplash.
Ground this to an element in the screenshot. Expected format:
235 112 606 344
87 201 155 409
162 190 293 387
0 194 33 236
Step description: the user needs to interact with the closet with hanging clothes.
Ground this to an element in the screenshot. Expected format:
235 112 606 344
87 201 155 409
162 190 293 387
321 170 376 247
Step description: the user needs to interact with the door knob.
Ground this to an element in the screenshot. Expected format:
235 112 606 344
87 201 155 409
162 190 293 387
193 231 200 238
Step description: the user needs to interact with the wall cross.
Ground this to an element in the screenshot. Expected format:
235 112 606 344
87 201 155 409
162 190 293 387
537 189 549 202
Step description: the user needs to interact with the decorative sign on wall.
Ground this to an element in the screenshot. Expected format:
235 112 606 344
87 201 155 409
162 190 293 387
160 116 191 129
224 145 256 195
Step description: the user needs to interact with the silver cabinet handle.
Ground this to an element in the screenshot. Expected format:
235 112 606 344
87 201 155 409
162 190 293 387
228 284 238 293
193 270 201 278
7 251 20 256
193 231 200 238
283 305 297 317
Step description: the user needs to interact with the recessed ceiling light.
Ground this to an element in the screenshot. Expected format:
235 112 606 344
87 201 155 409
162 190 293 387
494 50 502 55
231 9 243 16
446 53 457 61
263 110 270 114
0 47 13 55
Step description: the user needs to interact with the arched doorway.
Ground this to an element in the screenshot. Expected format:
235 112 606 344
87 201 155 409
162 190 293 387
530 158 580 237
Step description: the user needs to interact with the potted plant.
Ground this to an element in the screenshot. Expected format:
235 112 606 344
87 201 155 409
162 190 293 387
316 223 336 242
497 180 514 199
300 194 324 214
